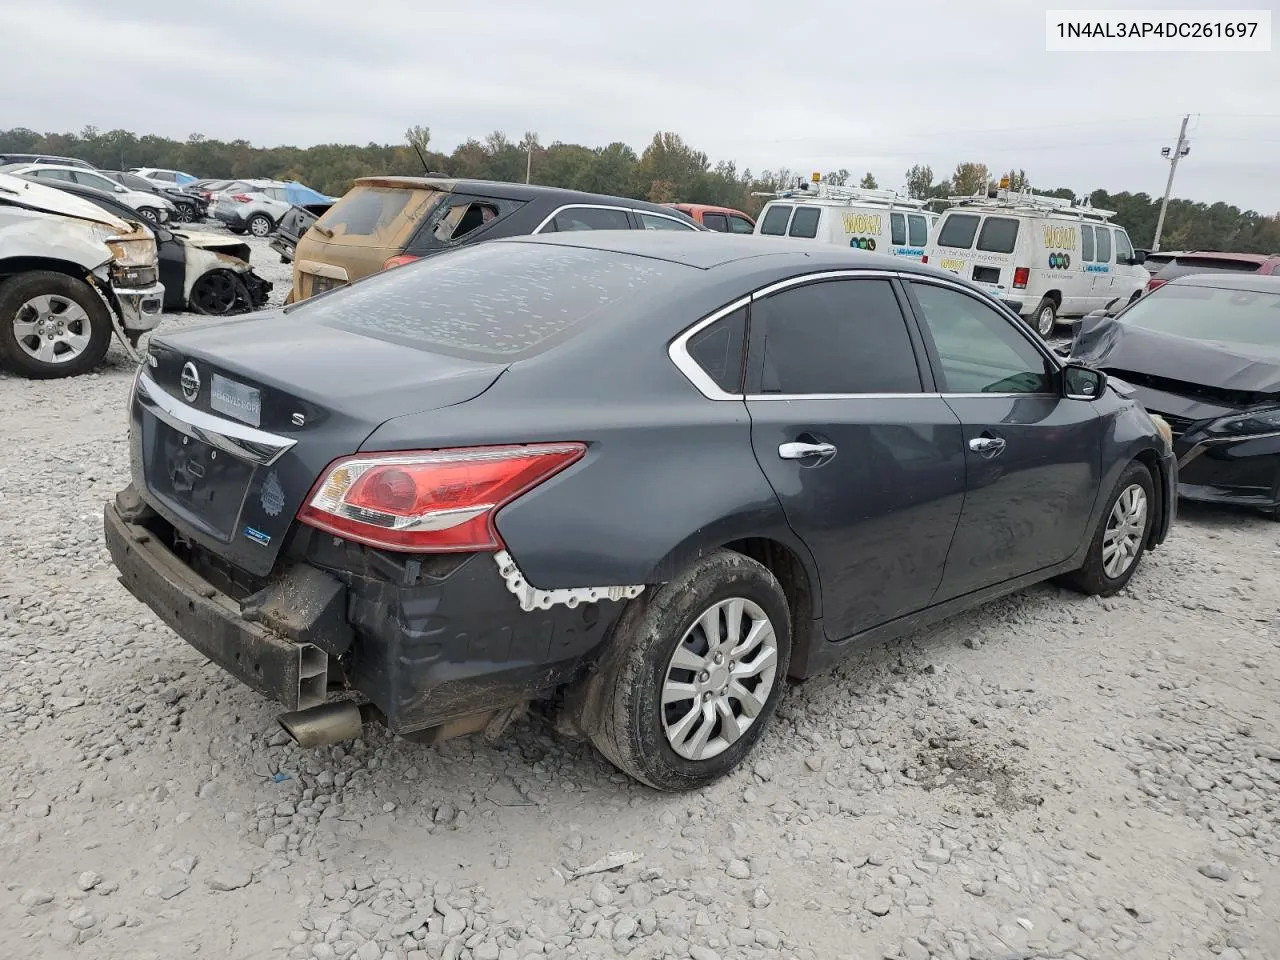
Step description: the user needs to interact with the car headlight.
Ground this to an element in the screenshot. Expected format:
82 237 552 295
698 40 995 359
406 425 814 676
1206 406 1280 437
90 224 158 268
1147 413 1173 453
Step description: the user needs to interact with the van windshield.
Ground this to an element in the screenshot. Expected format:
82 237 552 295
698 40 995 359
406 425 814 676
937 214 979 249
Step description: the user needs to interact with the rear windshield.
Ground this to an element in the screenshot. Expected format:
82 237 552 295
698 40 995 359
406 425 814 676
937 214 979 249
760 205 792 236
315 185 442 241
285 240 687 361
1157 257 1262 280
976 217 1019 254
1119 282 1280 354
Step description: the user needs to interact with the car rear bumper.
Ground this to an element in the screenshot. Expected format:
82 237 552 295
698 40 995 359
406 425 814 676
213 208 246 227
104 486 627 734
114 281 165 333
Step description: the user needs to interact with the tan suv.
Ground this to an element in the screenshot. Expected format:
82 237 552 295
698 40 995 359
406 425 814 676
288 176 702 302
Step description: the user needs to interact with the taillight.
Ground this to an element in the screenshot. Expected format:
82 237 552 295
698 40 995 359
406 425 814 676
382 254 420 271
921 254 928 263
1147 278 1165 291
231 194 252 203
298 444 586 553
1012 267 1029 289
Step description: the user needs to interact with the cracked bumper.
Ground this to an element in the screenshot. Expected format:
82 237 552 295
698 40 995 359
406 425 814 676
114 281 165 333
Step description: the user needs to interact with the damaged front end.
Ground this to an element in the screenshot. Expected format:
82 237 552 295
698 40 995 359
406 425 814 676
173 231 272 316
91 219 164 354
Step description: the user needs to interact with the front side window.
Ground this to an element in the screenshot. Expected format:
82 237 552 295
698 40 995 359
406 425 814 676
787 206 821 239
729 215 755 234
756 279 923 395
936 213 979 249
910 282 1055 394
1113 228 1134 263
639 212 695 230
685 307 747 393
549 206 632 232
976 217 1019 254
759 204 792 236
74 171 117 192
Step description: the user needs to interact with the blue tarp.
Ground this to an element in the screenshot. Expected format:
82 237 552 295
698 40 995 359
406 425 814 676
285 181 337 205
175 172 198 185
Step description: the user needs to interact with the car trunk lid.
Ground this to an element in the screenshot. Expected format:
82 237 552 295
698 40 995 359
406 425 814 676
133 313 505 576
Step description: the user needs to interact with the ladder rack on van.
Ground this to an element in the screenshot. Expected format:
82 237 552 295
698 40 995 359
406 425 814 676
752 180 927 209
943 189 1117 222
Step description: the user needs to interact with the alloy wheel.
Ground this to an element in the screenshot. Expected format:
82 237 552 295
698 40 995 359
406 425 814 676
1102 483 1148 578
1037 306 1055 336
661 597 779 761
12 294 93 365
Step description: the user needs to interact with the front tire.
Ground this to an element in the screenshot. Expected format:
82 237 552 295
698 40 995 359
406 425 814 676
1060 461 1154 597
247 213 273 238
137 207 160 224
0 272 114 379
1033 297 1058 337
582 550 791 791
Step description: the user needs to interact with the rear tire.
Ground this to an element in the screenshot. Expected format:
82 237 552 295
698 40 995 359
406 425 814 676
247 213 273 238
1060 461 1154 597
137 207 160 224
0 272 114 379
1033 297 1058 337
582 550 791 791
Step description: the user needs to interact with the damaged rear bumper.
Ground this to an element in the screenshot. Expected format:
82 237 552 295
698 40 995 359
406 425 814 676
103 486 630 735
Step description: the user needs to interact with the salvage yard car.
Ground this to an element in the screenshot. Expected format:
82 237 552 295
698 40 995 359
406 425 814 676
287 176 702 302
1070 272 1280 520
103 232 1176 790
1 172 163 377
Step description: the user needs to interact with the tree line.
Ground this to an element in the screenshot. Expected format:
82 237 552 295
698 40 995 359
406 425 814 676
3 125 1277 254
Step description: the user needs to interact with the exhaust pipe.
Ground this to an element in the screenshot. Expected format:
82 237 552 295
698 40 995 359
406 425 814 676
277 701 375 749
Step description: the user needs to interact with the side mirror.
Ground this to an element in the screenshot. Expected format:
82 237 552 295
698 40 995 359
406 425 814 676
1063 363 1106 401
1133 250 1147 265
114 184 127 193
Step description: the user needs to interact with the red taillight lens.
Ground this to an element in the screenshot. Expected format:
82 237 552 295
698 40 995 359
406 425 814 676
1012 267 1030 289
231 194 252 203
1147 278 1165 291
382 254 421 271
298 444 586 553
921 254 928 263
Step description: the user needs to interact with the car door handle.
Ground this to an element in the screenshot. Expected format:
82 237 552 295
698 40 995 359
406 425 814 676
969 436 1006 457
779 441 837 460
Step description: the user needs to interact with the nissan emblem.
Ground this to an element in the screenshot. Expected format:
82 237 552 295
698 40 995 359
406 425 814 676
180 362 200 403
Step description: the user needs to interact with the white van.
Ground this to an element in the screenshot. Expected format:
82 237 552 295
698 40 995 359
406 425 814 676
925 188 1147 337
754 177 934 262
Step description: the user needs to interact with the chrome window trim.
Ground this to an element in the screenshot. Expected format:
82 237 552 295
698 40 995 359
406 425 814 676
135 372 297 466
531 203 643 235
668 268 1066 402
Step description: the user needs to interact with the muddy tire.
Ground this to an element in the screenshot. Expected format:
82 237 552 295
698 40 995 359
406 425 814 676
247 213 273 238
0 271 114 379
581 550 791 791
1033 297 1058 337
1060 461 1154 597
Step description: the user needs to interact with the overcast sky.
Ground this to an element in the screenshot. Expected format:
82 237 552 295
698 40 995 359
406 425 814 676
3 0 1278 212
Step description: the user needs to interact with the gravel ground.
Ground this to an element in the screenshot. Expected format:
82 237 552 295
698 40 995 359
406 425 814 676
2 233 1279 960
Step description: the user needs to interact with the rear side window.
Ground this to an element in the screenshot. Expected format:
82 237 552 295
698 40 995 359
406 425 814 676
432 199 500 243
289 241 686 361
1081 225 1095 262
937 214 979 249
702 212 729 232
152 171 177 183
976 217 1019 254
729 215 754 234
1095 226 1112 263
317 185 441 240
788 207 820 238
548 206 632 231
891 213 906 245
907 214 928 246
639 212 695 230
756 279 923 395
760 205 792 235
686 307 747 393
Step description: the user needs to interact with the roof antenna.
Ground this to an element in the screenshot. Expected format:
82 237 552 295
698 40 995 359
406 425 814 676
412 142 430 174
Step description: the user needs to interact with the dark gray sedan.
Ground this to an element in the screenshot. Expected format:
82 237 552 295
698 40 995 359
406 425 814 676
104 232 1177 791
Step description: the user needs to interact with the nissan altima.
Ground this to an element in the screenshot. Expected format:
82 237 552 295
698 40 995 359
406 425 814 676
104 231 1176 791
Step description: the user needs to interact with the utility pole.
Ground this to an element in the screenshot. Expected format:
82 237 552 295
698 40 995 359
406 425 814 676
1151 114 1190 253
526 146 532 184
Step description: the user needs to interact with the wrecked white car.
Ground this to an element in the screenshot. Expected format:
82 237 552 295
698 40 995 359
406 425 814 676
0 172 162 378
